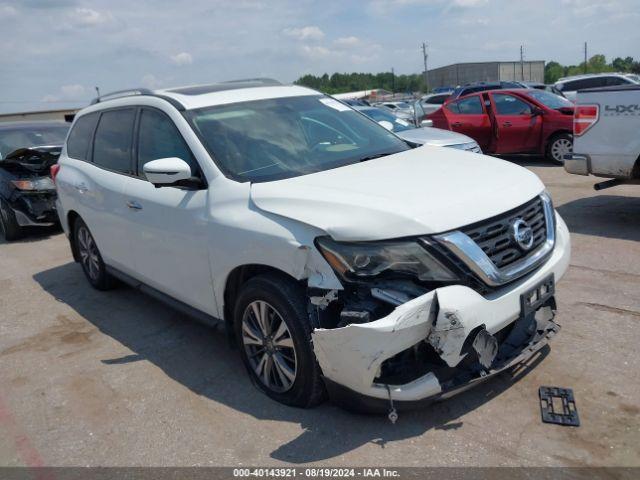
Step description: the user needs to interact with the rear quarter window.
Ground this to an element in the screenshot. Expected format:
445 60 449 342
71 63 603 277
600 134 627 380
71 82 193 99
66 113 99 160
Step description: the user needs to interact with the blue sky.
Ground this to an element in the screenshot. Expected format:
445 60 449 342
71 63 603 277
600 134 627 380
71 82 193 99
1 0 639 113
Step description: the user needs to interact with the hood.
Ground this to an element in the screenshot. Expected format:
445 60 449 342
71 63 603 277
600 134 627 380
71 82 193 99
0 145 61 174
396 127 476 147
250 146 545 241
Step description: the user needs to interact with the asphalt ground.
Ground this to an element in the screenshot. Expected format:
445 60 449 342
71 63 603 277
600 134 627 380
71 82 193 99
0 156 638 467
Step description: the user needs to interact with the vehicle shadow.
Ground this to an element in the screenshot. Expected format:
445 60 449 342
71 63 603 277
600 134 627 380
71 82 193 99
0 225 61 245
495 154 558 168
33 262 549 464
557 194 640 242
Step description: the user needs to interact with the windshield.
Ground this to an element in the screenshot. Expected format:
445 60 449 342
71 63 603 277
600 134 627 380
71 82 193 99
187 95 410 183
361 108 415 132
0 125 69 159
526 90 573 109
627 74 640 83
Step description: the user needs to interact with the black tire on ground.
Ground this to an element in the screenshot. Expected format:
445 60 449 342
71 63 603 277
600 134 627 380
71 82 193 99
0 198 23 241
233 273 327 408
546 132 573 165
72 217 116 290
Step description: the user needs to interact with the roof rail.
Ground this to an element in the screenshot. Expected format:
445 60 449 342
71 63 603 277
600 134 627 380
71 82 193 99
90 88 154 105
219 78 282 86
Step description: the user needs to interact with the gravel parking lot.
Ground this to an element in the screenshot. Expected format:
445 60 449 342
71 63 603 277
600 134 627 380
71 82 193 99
0 157 638 467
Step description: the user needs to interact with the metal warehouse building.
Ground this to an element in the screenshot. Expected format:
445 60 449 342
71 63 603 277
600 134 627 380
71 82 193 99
427 61 545 89
0 108 78 123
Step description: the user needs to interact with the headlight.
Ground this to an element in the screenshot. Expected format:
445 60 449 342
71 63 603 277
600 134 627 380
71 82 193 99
316 237 458 282
11 177 55 191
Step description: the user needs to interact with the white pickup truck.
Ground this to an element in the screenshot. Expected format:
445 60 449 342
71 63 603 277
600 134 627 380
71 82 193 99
564 84 640 190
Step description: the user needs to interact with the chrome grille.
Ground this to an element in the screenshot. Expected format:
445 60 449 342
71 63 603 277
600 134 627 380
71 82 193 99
461 196 547 269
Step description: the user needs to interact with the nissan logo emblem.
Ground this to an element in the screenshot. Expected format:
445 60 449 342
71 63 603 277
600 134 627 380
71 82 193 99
511 218 534 251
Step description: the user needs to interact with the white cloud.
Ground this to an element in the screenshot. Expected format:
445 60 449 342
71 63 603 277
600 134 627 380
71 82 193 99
282 25 324 41
0 5 17 18
141 74 163 89
334 36 361 48
453 0 487 6
41 84 90 102
72 7 113 27
300 45 331 58
170 52 193 65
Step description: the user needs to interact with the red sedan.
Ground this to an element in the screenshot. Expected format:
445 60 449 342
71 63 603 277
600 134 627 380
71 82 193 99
426 89 574 164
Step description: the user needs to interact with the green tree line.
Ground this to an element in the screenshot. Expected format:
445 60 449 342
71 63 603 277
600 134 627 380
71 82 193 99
294 55 640 94
544 55 640 83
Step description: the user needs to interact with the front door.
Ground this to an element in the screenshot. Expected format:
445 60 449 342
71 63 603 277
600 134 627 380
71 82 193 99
123 107 216 315
442 95 492 151
489 93 542 154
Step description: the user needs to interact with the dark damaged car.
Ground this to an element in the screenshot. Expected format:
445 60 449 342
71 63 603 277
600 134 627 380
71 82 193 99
0 122 69 240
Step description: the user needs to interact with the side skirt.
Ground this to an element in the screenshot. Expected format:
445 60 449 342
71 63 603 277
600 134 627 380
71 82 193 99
105 265 223 329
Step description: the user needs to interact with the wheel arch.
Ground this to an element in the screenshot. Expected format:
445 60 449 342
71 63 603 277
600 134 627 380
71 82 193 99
222 264 304 342
67 210 81 262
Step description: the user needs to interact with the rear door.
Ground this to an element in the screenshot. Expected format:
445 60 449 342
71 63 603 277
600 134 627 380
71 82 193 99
78 108 137 272
122 107 215 314
442 95 492 150
489 93 542 154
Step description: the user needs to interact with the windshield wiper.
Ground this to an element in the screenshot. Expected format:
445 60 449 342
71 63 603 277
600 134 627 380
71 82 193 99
357 152 395 162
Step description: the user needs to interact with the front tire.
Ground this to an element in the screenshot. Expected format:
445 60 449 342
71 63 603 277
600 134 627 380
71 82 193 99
73 218 116 290
234 273 326 408
0 199 23 241
546 133 573 165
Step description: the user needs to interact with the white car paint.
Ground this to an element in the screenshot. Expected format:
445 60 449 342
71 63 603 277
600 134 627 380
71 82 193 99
55 82 571 407
395 126 480 151
251 147 543 241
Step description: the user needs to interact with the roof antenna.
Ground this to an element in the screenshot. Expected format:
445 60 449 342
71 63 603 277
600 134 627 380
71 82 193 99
95 86 101 98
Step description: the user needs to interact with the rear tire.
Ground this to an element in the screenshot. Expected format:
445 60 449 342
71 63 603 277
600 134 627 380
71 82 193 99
0 198 23 241
546 133 573 165
233 273 326 408
73 218 116 290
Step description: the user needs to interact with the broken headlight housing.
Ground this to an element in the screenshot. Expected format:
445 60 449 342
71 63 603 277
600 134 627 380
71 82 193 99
316 236 458 282
11 177 55 191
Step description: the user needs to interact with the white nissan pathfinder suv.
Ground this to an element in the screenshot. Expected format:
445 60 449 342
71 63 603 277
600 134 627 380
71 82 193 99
54 79 571 412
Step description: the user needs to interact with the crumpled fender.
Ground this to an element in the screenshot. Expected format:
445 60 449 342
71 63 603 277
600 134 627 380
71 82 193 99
311 290 438 395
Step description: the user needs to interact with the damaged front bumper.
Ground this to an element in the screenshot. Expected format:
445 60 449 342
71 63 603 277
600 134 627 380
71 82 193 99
9 193 58 227
311 214 570 409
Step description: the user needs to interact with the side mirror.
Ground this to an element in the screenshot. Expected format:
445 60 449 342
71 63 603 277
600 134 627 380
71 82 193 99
143 157 193 187
531 107 544 117
420 119 433 127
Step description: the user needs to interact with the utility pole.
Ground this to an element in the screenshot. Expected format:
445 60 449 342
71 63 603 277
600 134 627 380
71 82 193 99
391 67 395 93
584 41 588 73
422 42 429 93
520 45 525 81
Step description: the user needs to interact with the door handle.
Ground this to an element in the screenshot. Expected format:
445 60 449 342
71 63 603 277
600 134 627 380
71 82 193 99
75 182 88 193
502 121 512 127
126 200 143 210
452 122 463 127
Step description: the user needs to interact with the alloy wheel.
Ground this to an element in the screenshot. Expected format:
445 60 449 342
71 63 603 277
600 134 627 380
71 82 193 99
241 300 297 393
77 226 100 281
551 137 572 163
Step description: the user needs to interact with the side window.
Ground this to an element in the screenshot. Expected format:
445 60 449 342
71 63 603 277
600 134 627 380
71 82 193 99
563 80 581 91
66 112 99 160
581 77 607 89
431 94 450 104
447 96 483 115
92 109 136 173
605 77 628 86
137 109 199 177
493 94 532 115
